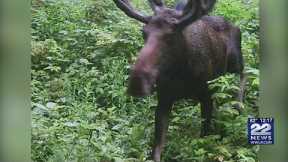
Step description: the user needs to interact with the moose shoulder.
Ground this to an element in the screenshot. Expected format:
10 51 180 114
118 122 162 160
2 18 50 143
113 0 246 161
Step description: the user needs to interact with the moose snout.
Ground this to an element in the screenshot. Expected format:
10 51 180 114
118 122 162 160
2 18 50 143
127 68 157 97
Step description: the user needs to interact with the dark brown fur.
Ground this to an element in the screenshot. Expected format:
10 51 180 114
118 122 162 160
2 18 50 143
112 1 245 161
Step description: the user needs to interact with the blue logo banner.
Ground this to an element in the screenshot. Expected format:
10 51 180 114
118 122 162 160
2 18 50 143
248 118 274 145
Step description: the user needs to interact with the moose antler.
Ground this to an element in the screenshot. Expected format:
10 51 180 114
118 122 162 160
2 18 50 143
113 0 151 23
176 0 216 28
148 0 165 12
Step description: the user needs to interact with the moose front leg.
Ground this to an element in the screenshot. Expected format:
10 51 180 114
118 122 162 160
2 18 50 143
199 87 213 137
152 98 173 162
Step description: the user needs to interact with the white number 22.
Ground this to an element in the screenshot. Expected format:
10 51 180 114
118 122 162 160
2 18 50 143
251 123 271 135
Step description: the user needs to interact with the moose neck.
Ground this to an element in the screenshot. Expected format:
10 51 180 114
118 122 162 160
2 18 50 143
158 31 188 72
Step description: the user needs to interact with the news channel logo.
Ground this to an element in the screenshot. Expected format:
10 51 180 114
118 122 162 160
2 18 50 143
248 118 274 145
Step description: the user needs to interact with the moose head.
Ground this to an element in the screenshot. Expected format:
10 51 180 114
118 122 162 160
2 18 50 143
113 0 216 97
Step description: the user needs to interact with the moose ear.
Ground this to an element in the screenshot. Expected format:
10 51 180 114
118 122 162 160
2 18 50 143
175 0 216 29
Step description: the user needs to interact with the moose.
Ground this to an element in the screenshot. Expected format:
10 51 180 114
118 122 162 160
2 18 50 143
113 0 246 161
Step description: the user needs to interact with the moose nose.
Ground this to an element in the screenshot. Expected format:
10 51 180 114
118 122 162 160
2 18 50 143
127 69 153 97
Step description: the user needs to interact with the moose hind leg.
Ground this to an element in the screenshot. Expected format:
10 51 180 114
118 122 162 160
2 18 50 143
227 27 243 74
199 85 213 137
152 98 173 162
236 72 247 109
227 27 247 111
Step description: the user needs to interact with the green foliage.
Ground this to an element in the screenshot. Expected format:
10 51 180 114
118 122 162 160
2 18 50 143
31 0 259 161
